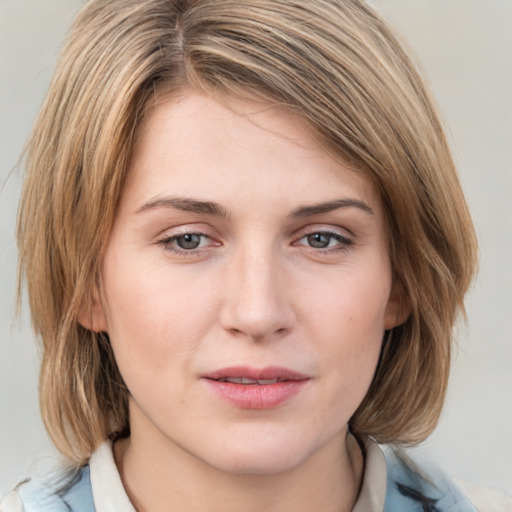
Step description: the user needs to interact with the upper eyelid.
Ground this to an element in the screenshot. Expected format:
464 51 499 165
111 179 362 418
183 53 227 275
299 227 350 236
154 221 354 241
160 230 209 239
155 223 217 238
164 232 208 241
292 224 353 239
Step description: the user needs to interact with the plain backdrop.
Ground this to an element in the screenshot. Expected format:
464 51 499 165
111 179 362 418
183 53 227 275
1 0 511 496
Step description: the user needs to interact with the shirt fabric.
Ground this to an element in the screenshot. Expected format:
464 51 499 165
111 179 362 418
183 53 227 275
0 437 485 511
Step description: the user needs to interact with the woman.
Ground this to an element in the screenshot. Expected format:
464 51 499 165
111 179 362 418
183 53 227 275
1 0 484 510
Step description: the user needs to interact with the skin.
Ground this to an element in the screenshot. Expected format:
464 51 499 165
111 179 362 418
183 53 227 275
82 91 407 512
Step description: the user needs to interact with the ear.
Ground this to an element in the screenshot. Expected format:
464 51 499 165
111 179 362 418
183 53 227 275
384 279 411 330
77 285 108 333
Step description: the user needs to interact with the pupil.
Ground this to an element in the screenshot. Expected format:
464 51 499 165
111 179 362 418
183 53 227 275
308 233 330 248
177 234 201 249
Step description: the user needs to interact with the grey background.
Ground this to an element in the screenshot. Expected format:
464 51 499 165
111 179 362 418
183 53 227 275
1 0 511 495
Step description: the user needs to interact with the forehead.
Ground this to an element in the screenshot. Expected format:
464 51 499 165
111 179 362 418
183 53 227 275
126 91 377 207
136 90 324 162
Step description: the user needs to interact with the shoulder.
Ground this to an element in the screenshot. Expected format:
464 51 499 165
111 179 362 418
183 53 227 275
0 466 95 512
456 479 512 512
382 445 512 512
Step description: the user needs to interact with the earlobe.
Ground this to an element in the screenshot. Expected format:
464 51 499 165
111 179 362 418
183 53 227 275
384 280 411 330
77 286 108 333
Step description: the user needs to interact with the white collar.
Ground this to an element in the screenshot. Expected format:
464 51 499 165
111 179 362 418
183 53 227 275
353 436 388 512
89 441 136 512
89 437 387 512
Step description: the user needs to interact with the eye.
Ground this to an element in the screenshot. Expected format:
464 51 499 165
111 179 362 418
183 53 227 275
173 233 204 250
295 230 352 251
305 232 336 249
157 231 215 254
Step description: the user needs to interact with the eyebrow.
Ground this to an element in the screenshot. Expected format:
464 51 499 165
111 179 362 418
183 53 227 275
136 196 373 218
290 198 373 218
136 196 229 217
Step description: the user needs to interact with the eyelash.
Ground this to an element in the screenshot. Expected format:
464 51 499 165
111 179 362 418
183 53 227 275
157 229 352 256
294 230 353 254
157 232 213 255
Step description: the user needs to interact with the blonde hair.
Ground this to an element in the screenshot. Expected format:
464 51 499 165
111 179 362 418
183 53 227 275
18 0 477 464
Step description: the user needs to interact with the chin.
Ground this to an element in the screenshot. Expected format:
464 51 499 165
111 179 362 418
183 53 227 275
200 428 320 476
211 449 305 476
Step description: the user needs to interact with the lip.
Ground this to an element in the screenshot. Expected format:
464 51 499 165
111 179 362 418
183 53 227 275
201 366 310 409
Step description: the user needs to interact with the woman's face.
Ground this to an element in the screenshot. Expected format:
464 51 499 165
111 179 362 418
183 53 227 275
88 92 404 474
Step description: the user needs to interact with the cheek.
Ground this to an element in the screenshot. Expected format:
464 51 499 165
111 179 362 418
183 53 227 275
305 263 391 343
100 250 219 374
303 266 390 403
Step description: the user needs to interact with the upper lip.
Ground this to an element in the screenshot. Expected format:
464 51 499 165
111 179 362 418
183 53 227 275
202 366 309 382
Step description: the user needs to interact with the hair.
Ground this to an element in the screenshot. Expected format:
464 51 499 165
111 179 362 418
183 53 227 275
18 0 477 465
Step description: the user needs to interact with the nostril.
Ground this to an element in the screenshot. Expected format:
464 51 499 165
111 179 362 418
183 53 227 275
219 282 295 341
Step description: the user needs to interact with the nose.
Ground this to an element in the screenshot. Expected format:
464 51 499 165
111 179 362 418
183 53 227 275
219 246 295 342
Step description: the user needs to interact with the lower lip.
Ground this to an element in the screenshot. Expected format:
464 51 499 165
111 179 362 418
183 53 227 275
203 379 308 409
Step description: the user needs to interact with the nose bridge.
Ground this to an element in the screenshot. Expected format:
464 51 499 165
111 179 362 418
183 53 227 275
221 240 293 340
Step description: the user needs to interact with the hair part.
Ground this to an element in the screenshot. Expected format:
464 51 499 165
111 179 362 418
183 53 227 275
18 0 477 464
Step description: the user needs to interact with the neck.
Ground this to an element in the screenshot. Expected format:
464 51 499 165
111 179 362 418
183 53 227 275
114 424 363 512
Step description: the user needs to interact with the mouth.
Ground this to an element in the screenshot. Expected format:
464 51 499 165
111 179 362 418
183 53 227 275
214 377 285 385
202 365 309 384
201 366 309 409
